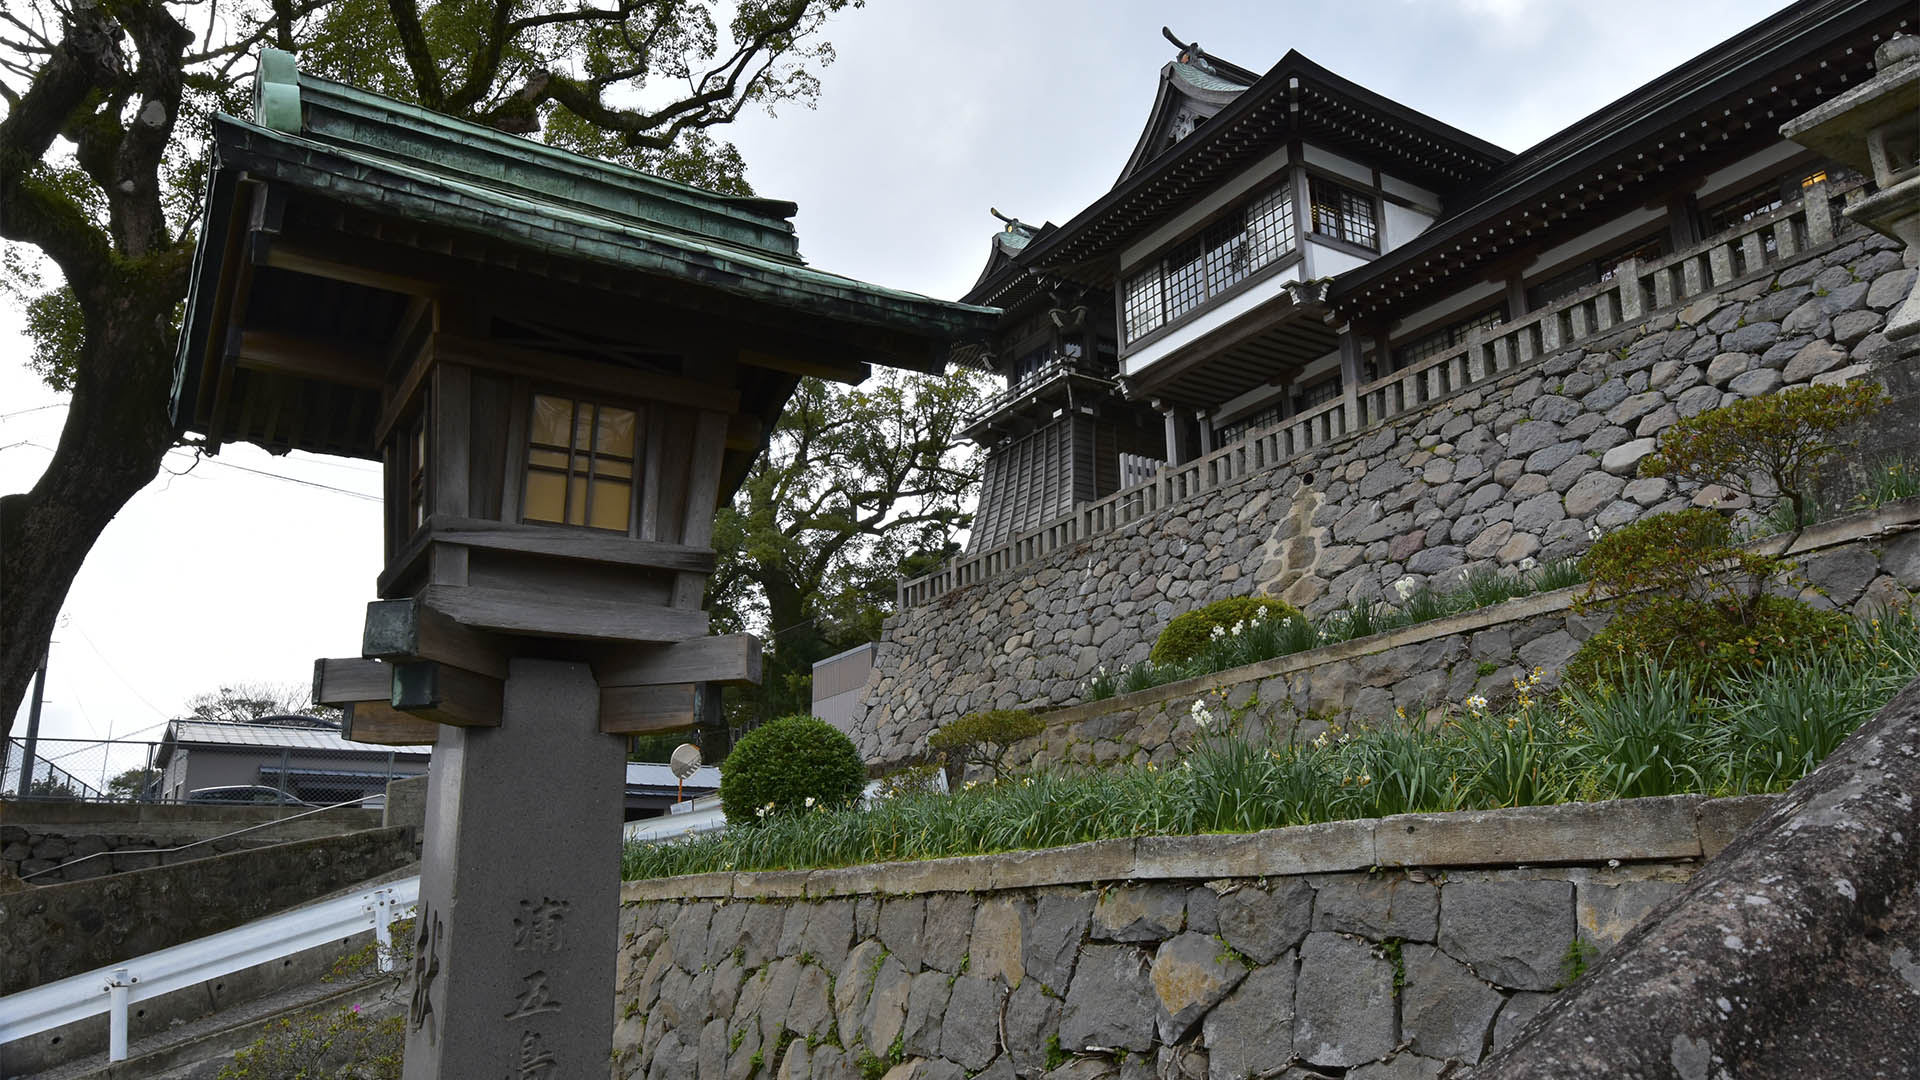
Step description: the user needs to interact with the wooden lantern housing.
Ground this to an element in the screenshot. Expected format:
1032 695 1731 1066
174 51 997 741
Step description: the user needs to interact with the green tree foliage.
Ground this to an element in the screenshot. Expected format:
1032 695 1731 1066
0 0 863 736
716 714 864 823
183 680 340 724
106 767 158 801
1150 595 1301 666
707 368 992 722
1638 382 1888 529
927 709 1043 779
1570 383 1887 690
1575 509 1787 625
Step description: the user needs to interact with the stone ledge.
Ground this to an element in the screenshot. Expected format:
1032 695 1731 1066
1374 796 1704 868
619 795 1782 903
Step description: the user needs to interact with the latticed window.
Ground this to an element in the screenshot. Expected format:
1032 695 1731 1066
523 393 638 532
1295 375 1342 410
405 413 427 533
1308 177 1377 250
1392 306 1506 370
1120 182 1297 343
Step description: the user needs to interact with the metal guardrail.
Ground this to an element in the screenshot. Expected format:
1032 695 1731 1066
898 178 1873 610
0 876 419 1062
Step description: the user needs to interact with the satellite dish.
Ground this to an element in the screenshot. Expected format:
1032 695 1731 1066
669 743 703 781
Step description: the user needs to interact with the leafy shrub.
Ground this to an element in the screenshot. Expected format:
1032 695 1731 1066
1577 509 1787 624
718 715 866 823
1638 382 1888 530
929 709 1044 778
1151 596 1301 665
1566 594 1851 691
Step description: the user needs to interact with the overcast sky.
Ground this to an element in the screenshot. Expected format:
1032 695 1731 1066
1 0 1796 758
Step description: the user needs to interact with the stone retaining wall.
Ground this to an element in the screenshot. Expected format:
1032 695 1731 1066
0 826 415 994
1004 502 1920 772
0 800 385 883
847 230 1919 767
615 795 1774 1080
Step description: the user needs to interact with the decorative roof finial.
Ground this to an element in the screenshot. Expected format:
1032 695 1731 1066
990 207 1034 236
1161 27 1216 74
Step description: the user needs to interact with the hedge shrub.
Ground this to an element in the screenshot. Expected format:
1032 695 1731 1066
718 715 866 824
1151 595 1301 665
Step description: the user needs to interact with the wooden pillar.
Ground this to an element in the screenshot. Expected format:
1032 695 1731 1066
1161 405 1185 466
1195 410 1215 456
1338 329 1364 433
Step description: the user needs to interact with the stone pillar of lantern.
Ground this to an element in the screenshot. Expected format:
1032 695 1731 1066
401 660 627 1080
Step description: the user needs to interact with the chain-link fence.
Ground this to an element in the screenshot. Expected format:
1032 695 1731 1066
1 735 428 807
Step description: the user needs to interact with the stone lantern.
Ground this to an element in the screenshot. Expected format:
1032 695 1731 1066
1782 33 1920 347
173 51 995 1079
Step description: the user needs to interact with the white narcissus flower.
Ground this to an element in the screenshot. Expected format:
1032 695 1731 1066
1190 699 1212 728
1393 576 1419 600
804 796 816 809
1517 557 1538 572
1210 625 1228 640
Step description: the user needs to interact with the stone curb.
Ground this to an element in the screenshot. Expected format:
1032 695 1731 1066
618 794 1779 903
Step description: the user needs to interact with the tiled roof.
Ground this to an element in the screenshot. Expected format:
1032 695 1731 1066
167 719 432 755
626 762 721 791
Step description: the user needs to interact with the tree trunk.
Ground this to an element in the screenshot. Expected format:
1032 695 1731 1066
1 268 182 736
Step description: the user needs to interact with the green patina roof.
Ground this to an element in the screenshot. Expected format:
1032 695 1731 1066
270 54 810 265
1171 61 1251 95
180 51 995 362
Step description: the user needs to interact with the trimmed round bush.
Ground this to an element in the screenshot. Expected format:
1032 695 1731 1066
1151 595 1302 665
718 715 866 824
1565 594 1852 691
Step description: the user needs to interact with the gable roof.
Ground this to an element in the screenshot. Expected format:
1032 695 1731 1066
963 46 1512 310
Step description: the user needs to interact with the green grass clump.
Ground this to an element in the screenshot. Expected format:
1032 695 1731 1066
623 611 1917 880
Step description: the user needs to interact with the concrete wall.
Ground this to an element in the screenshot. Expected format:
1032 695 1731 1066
0 826 414 994
850 229 1917 766
614 795 1774 1080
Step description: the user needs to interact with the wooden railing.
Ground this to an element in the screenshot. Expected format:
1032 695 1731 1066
898 179 1870 611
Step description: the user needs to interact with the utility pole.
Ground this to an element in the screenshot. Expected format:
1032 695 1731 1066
15 651 48 798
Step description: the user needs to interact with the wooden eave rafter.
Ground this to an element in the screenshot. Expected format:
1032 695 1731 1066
1329 0 1909 321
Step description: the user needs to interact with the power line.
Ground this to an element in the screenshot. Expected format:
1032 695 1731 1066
70 622 171 719
0 402 68 420
163 449 381 501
